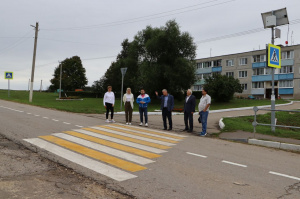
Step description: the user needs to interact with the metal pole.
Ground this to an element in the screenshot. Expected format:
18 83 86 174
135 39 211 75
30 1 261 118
29 22 39 102
120 75 124 111
28 79 30 91
271 27 276 132
59 62 62 99
8 79 10 98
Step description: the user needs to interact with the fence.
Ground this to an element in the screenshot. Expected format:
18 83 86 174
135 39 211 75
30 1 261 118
252 106 300 138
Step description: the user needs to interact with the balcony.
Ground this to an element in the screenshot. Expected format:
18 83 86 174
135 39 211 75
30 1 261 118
279 88 293 95
212 66 222 72
196 67 212 74
194 79 205 85
281 59 294 66
251 89 264 95
252 62 266 68
252 73 294 82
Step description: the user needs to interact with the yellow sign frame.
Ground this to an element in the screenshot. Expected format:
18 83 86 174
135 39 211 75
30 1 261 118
5 71 13 79
268 44 281 69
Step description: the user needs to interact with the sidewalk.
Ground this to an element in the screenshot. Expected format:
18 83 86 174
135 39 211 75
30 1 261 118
84 101 300 144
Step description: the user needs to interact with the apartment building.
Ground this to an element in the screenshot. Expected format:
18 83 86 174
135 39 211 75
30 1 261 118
193 44 300 99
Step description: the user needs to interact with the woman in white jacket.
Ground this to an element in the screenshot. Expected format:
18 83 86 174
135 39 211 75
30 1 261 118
123 88 134 125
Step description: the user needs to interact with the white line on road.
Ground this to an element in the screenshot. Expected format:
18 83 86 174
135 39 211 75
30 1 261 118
269 171 300 181
186 152 207 158
52 119 59 122
222 160 247 168
27 113 31 115
43 117 49 119
63 122 71 125
35 115 40 117
75 125 83 128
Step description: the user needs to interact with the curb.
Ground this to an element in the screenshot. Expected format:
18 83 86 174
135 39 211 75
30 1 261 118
248 139 300 152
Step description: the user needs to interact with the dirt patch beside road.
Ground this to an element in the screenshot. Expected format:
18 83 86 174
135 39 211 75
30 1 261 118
0 134 132 199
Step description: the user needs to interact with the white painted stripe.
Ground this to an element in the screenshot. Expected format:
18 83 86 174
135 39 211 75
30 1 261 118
269 171 300 181
35 115 40 117
43 117 49 119
52 119 59 122
53 133 154 165
186 152 207 158
74 129 167 154
24 138 136 182
75 125 83 128
15 110 24 112
108 125 181 141
63 122 71 125
222 160 247 168
92 127 175 146
27 113 31 115
114 123 187 137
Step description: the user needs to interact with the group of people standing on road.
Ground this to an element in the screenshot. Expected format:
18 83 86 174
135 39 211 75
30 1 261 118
103 86 211 136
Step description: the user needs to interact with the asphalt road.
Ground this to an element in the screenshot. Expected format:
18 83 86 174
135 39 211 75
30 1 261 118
0 99 299 199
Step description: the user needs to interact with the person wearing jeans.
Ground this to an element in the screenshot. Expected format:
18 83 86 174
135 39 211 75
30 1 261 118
136 89 151 127
198 87 211 136
155 89 174 131
103 86 115 123
123 88 134 125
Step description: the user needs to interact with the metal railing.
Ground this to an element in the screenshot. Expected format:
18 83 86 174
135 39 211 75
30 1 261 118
252 106 300 138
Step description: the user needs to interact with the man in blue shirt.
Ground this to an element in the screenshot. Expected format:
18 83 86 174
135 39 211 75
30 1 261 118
155 89 174 131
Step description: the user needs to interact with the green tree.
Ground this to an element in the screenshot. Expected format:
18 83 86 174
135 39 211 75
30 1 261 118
49 56 88 91
204 74 243 102
94 20 196 96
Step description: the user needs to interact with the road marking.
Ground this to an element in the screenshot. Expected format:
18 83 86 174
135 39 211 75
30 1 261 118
75 125 83 128
35 115 40 117
16 110 24 112
86 127 171 149
222 160 247 168
65 131 160 159
269 171 300 181
43 117 49 119
53 133 154 165
92 126 175 147
63 122 71 125
24 138 137 181
74 129 167 154
113 123 187 138
27 113 31 115
39 135 147 172
52 119 59 122
186 152 207 158
106 125 181 141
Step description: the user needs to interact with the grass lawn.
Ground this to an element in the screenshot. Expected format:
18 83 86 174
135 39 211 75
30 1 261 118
222 111 300 140
0 90 289 114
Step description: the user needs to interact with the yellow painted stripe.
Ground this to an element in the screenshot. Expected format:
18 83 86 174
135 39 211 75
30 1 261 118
39 135 146 172
83 128 171 150
111 124 185 140
99 125 179 144
64 131 161 159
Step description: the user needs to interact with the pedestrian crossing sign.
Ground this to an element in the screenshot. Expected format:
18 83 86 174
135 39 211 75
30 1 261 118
5 72 13 79
268 44 281 68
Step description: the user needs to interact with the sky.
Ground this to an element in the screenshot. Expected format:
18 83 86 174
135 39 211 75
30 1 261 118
0 0 299 90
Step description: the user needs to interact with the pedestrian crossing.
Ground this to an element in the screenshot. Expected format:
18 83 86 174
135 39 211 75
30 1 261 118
24 123 187 182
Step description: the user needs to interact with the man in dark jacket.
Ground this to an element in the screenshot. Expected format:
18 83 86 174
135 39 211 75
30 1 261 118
155 89 174 131
183 89 196 132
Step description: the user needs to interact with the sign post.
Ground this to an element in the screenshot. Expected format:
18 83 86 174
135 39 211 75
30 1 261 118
120 68 127 111
5 72 13 97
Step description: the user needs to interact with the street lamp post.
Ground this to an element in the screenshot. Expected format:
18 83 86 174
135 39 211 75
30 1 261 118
120 68 127 111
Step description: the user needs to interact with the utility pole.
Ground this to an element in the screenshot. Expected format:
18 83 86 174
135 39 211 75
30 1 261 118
120 68 127 111
270 26 276 132
29 22 39 102
59 61 62 99
28 79 30 91
40 80 43 92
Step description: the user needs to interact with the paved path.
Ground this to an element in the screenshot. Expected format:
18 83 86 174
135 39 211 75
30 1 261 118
0 99 299 199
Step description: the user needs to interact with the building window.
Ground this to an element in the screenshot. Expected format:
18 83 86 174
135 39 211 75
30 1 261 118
213 59 222 67
226 72 234 77
241 84 248 91
265 68 273 75
253 68 264 76
196 63 202 69
196 74 203 81
203 73 211 79
279 66 293 74
240 58 248 65
226 59 234 66
253 55 266 63
239 71 248 78
252 82 264 88
282 51 294 59
193 85 202 91
279 80 293 88
203 61 212 68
